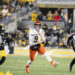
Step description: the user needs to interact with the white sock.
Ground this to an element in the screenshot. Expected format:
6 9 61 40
27 60 32 66
43 52 52 62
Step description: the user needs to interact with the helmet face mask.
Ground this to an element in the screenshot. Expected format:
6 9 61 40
34 21 41 31
34 24 41 30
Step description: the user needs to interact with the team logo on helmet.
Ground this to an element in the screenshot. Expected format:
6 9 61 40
34 20 41 25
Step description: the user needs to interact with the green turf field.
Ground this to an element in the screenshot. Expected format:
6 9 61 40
0 56 75 75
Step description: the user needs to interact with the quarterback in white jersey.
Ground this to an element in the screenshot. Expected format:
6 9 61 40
25 20 57 73
29 28 45 46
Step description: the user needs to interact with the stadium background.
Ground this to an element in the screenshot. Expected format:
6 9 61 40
0 0 75 75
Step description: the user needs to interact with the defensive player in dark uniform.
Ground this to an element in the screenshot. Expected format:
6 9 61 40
0 24 6 65
67 33 75 72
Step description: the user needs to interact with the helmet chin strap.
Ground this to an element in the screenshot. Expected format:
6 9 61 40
34 24 41 33
34 26 39 31
35 27 39 31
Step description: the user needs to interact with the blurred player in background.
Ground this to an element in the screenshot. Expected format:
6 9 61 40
67 33 75 72
0 23 6 65
0 23 10 65
25 20 57 73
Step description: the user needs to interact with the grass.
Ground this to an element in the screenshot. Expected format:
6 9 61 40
0 56 75 75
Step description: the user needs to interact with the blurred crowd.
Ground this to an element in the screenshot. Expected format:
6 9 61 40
0 0 36 25
0 0 74 48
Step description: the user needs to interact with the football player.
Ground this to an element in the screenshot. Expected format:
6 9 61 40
25 20 57 73
0 24 6 65
67 33 75 72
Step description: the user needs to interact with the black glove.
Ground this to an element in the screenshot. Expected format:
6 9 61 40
41 41 46 44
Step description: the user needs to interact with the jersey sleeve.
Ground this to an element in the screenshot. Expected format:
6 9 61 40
41 29 45 42
67 33 75 46
29 29 34 45
29 29 31 45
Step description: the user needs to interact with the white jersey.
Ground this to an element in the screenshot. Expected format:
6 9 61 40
29 28 45 46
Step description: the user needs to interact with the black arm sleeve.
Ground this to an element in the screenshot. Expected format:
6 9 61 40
0 56 6 65
67 34 73 46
